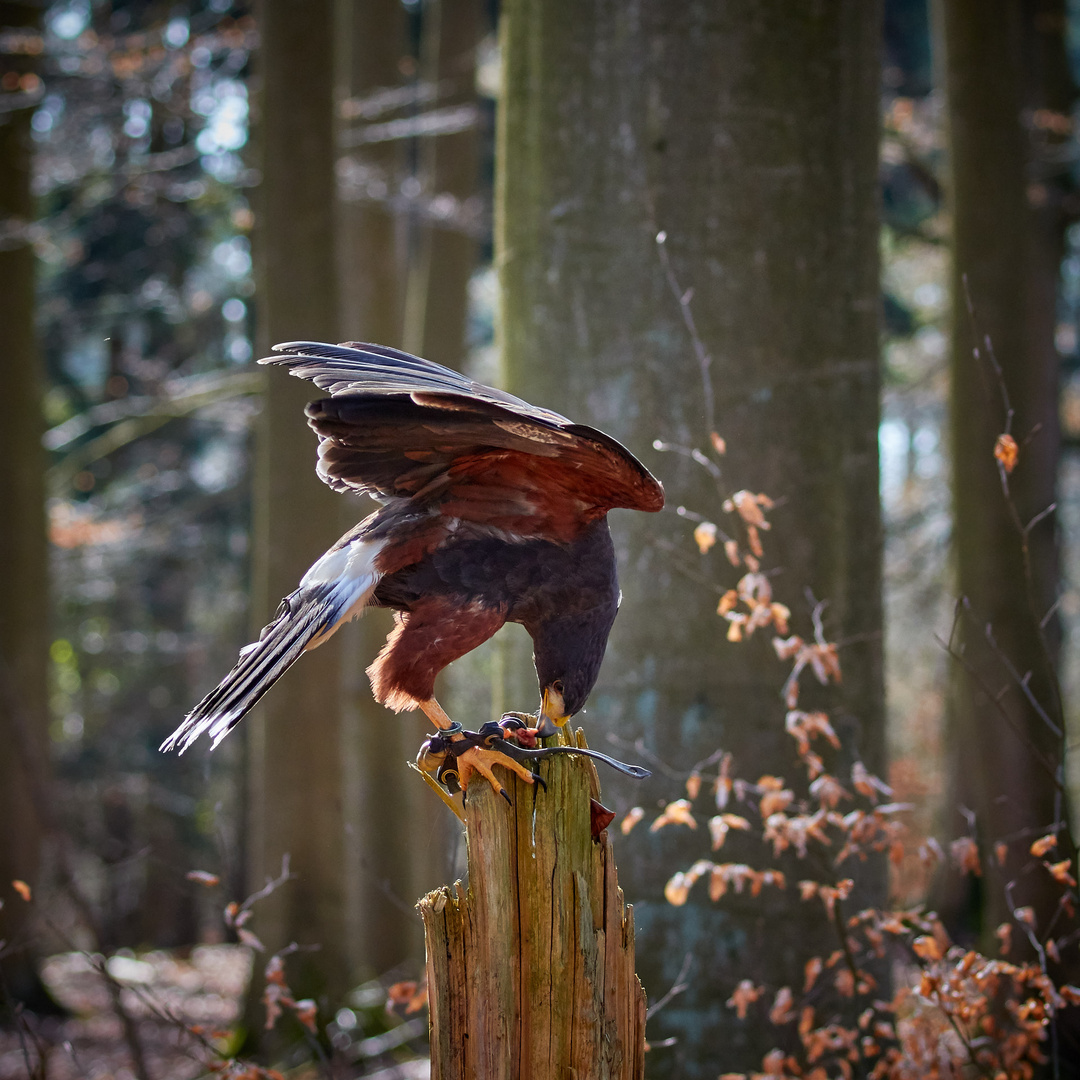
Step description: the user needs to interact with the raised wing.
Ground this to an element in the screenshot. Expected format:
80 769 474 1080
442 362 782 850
262 342 664 537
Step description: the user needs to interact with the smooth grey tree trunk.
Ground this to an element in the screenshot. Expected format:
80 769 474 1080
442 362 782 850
498 3 883 1075
0 0 51 1013
942 0 1079 995
247 0 349 1017
335 0 443 980
401 0 483 370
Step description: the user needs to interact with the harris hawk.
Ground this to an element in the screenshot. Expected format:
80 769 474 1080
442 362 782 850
162 341 663 799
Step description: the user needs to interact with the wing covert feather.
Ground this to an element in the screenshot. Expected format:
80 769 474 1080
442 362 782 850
261 341 664 526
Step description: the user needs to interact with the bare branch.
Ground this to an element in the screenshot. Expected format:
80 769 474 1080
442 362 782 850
645 951 693 1020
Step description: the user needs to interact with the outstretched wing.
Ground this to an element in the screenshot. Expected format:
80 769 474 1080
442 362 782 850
262 341 664 539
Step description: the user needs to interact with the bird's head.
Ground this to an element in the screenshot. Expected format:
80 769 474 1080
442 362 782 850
531 600 619 737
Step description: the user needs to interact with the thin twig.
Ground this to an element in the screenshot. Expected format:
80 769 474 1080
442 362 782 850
645 951 693 1020
983 619 1062 738
654 231 716 438
935 631 1062 788
97 961 153 1080
235 854 294 920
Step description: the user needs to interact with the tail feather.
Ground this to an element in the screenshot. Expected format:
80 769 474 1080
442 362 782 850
162 564 378 753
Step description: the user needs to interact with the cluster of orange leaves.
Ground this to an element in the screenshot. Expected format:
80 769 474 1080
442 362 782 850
644 470 1080 1079
712 907 1080 1080
261 954 318 1034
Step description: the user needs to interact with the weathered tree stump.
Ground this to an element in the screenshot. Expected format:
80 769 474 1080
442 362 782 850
417 731 646 1079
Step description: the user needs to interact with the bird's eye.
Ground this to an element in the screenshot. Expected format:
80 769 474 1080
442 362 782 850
552 680 564 694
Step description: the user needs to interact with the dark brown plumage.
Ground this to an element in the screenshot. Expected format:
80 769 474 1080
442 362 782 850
162 341 663 773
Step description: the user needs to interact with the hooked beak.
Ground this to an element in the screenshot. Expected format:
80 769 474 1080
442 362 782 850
536 685 570 739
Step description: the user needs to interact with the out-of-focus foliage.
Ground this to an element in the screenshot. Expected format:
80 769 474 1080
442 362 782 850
17 0 260 950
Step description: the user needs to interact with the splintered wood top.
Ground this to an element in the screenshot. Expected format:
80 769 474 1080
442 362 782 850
418 732 646 1080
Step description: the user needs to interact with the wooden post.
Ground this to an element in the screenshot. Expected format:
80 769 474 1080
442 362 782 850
418 732 646 1079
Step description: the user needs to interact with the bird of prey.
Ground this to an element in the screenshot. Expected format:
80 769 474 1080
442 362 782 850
162 341 663 799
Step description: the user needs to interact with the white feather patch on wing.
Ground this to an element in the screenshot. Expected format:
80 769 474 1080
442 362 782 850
301 537 385 648
161 536 386 753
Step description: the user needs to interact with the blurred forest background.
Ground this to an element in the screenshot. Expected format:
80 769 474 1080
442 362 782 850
4 0 1080 1077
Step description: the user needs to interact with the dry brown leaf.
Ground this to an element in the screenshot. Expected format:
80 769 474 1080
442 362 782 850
770 603 790 635
620 806 645 835
686 771 702 800
717 589 739 616
186 870 220 887
759 790 794 818
851 762 892 803
769 986 795 1025
994 432 1019 473
710 432 727 455
995 921 1013 956
721 813 751 831
708 865 727 902
772 635 804 661
726 490 773 529
1030 833 1058 858
387 980 418 1006
723 539 740 567
709 817 730 851
693 521 718 554
726 979 763 1020
1014 905 1036 928
239 927 266 952
746 524 763 558
263 983 283 1031
714 754 733 808
293 999 318 1033
11 880 30 902
804 956 823 993
664 872 691 907
809 774 849 810
919 837 943 867
650 799 697 832
950 835 981 877
1046 859 1077 887
994 841 1008 867
911 935 941 961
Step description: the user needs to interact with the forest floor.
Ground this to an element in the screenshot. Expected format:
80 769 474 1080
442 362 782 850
0 947 428 1080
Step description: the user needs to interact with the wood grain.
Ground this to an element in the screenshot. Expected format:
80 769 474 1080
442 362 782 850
418 731 645 1079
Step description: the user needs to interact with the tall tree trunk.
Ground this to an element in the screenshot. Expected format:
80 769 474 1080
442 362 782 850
942 0 1078 985
334 0 438 980
248 0 348 1018
498 4 883 1076
0 0 52 1014
402 0 483 369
